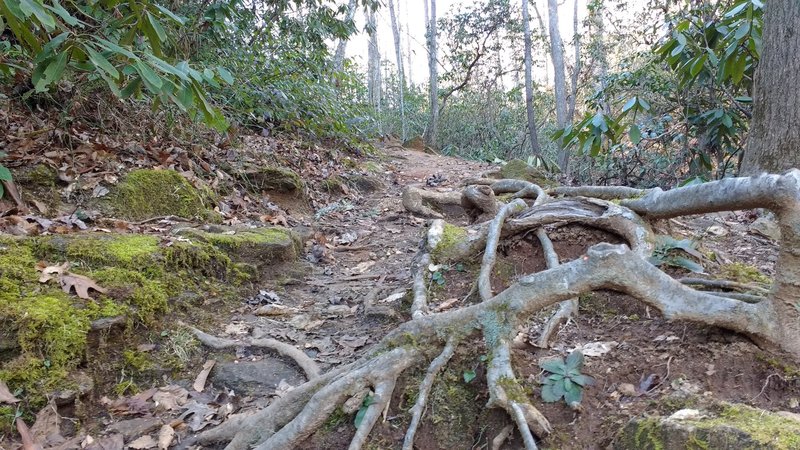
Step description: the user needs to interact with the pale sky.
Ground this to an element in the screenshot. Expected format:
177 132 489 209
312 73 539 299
344 0 587 87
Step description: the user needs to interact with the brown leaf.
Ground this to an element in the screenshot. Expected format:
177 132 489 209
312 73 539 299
157 425 174 450
0 380 20 404
30 402 64 447
1 179 26 210
60 273 108 299
128 435 157 449
36 262 69 283
192 360 216 393
16 418 42 450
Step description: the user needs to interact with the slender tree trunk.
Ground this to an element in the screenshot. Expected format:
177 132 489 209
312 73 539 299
591 1 611 115
567 0 581 122
388 0 407 141
740 0 800 175
547 0 569 173
532 2 549 87
523 0 543 157
406 3 413 86
367 9 383 133
424 0 440 148
333 0 357 72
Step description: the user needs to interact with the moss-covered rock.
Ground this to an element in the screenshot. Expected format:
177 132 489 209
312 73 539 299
429 222 469 263
0 226 294 409
499 159 557 188
176 226 301 269
240 166 304 195
104 169 217 221
347 175 384 193
614 403 800 450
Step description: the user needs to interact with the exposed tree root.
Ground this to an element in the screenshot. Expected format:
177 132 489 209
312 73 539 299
186 325 321 380
401 186 462 218
188 171 800 449
402 339 457 450
534 228 578 348
679 277 770 294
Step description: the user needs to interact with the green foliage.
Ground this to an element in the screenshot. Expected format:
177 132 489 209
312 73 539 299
0 153 11 199
0 0 232 130
649 235 705 273
539 350 594 407
353 393 374 428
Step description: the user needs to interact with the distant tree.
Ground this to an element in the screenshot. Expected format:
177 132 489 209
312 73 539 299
523 0 543 157
424 0 440 147
547 0 569 172
333 0 358 71
388 0 408 141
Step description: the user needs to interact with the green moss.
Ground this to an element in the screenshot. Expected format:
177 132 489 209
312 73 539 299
53 234 161 268
0 405 17 434
106 169 216 221
431 223 468 263
322 406 347 432
179 227 301 265
633 417 665 450
14 164 57 187
321 176 346 194
240 166 304 194
122 350 153 373
720 262 771 284
687 433 710 450
428 366 482 448
91 268 168 324
688 404 800 449
497 376 529 403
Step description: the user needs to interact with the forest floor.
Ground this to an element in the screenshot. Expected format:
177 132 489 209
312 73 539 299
2 121 799 449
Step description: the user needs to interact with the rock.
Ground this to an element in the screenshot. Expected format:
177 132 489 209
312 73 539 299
177 226 301 268
210 358 306 396
240 166 304 195
614 403 800 450
106 417 163 441
54 371 94 406
104 169 217 222
751 217 781 241
347 175 384 193
498 159 557 188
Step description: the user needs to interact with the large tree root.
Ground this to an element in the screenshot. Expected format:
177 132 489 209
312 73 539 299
188 172 800 449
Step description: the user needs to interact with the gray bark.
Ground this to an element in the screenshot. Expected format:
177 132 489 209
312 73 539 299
424 0 440 148
333 0 357 71
547 0 569 172
367 9 382 131
523 0 543 157
567 0 580 122
532 3 549 87
387 0 407 140
740 0 800 175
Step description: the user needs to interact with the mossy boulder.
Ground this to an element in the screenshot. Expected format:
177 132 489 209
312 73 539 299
0 231 251 408
499 159 557 188
176 226 301 269
347 174 384 193
12 164 61 212
614 403 800 450
104 169 217 221
428 222 469 263
240 166 304 195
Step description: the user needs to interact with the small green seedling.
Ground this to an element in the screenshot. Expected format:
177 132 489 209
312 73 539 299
354 394 374 428
539 350 594 407
431 270 446 285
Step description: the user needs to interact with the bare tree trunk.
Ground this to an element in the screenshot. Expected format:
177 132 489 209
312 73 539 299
406 3 413 86
424 0 439 148
547 0 569 173
567 0 581 122
388 0 407 141
333 0 357 72
367 9 383 134
532 3 549 88
740 0 800 175
523 0 543 157
591 1 610 115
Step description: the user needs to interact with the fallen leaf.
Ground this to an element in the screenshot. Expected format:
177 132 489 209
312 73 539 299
0 380 20 404
157 425 174 450
36 262 69 283
16 418 42 450
193 360 216 393
379 292 406 303
178 400 218 432
31 402 64 447
59 273 108 299
254 304 294 316
83 434 124 450
128 435 157 449
153 385 188 411
576 341 618 357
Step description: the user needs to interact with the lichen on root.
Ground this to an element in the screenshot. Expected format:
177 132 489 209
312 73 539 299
186 171 800 450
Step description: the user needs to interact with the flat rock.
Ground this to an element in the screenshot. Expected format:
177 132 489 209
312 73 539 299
210 357 306 396
177 226 300 268
106 417 163 441
614 403 800 450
